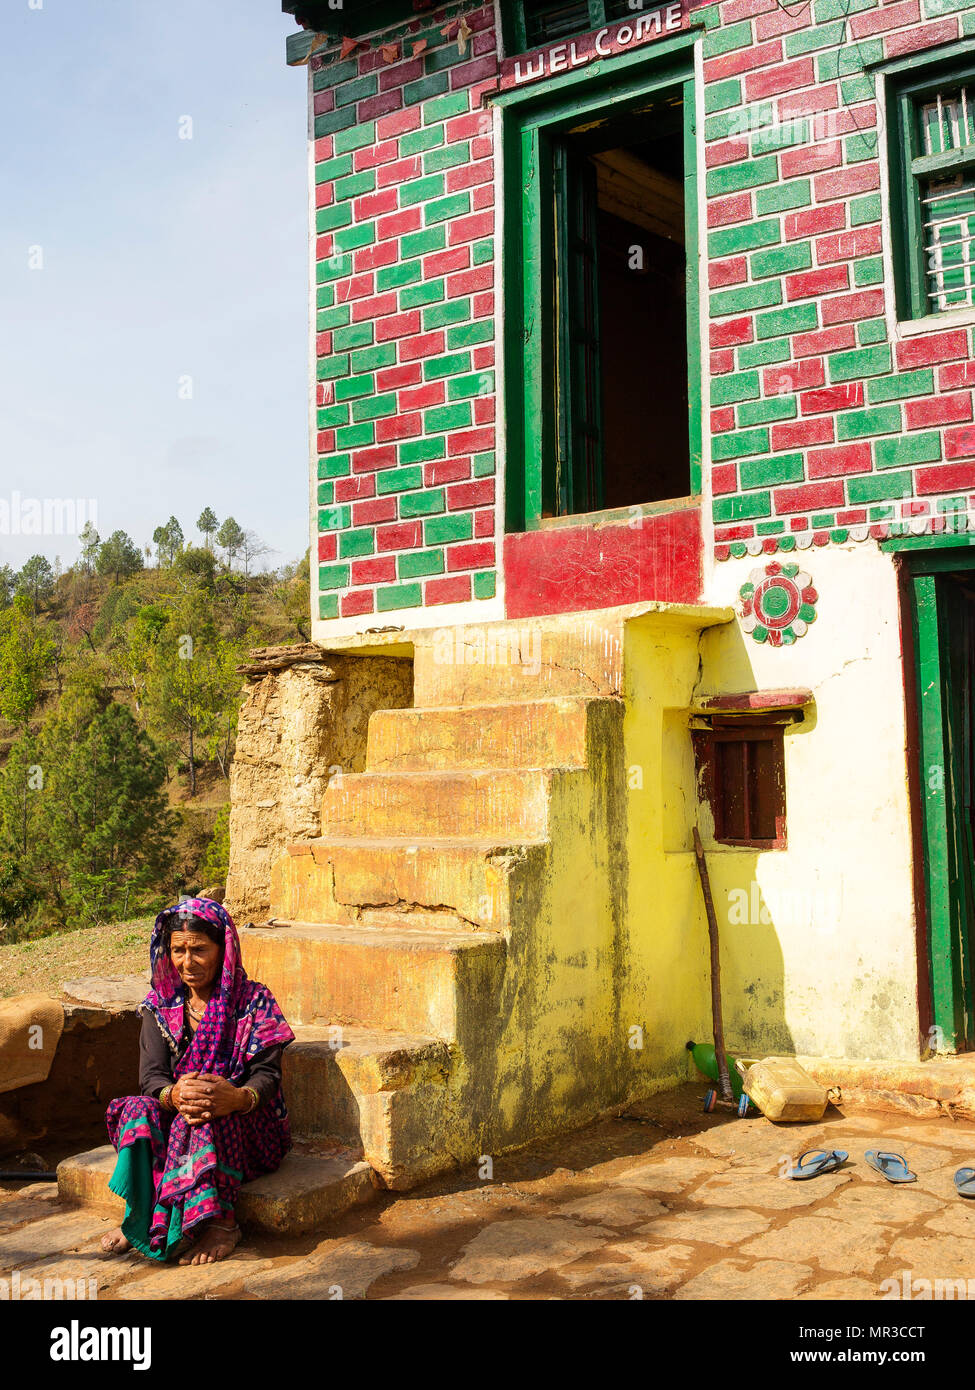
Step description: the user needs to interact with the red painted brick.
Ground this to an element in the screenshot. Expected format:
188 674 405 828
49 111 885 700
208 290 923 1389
905 393 972 428
884 17 959 58
316 428 335 453
446 112 487 143
778 83 838 119
715 524 756 541
814 165 881 200
379 59 424 91
377 156 421 189
377 208 422 240
707 192 753 228
940 362 975 390
836 508 868 526
359 91 403 124
745 57 815 101
473 396 495 425
316 334 332 360
704 39 782 83
375 413 424 443
786 265 849 300
474 508 495 538
341 589 375 618
376 520 422 552
785 204 846 241
352 445 397 474
793 324 857 357
350 556 396 586
449 211 494 246
375 310 422 343
354 188 399 221
316 183 333 209
711 409 737 434
446 161 494 195
400 382 445 411
354 241 399 274
426 574 473 605
376 106 421 139
774 480 846 512
314 136 333 163
318 533 337 562
755 6 809 38
763 358 825 394
800 382 864 414
352 292 399 323
447 541 495 572
771 417 835 449
473 344 495 370
850 0 919 36
815 225 883 263
945 425 975 459
335 475 375 503
314 89 335 117
450 53 498 89
721 0 776 20
780 140 842 179
447 479 495 511
401 331 445 362
352 498 398 527
896 330 969 368
805 443 872 478
376 363 422 391
710 258 748 290
425 458 471 486
473 291 494 318
712 462 738 493
424 246 470 277
918 461 975 492
711 348 737 374
471 184 495 212
471 135 492 160
821 289 885 325
448 266 493 297
706 138 752 169
448 427 494 457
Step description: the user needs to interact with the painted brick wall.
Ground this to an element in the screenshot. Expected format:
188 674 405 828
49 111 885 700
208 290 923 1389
698 0 975 561
311 2 498 622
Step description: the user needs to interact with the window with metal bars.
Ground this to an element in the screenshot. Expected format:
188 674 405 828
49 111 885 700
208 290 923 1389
892 62 975 320
509 0 642 52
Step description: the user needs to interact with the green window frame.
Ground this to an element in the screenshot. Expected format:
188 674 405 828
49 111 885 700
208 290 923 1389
889 52 975 321
504 1 648 54
494 31 701 532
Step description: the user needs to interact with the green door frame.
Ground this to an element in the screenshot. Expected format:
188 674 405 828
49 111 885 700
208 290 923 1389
886 535 975 1049
493 31 702 534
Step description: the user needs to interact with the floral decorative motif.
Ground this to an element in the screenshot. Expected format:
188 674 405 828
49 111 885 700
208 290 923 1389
738 562 818 646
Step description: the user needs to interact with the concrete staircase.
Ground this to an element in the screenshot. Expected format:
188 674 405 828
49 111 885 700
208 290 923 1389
60 606 709 1233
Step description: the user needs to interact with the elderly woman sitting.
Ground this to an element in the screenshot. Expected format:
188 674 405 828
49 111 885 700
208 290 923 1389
100 897 294 1266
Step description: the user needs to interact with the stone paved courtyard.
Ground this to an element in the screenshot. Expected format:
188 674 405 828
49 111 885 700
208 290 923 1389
4 1086 975 1300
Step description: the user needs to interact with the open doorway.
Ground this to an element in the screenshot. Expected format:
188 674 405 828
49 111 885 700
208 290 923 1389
551 92 690 517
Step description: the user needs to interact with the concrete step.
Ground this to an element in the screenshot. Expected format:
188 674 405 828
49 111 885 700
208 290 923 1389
321 768 555 839
270 835 547 932
240 917 506 1036
57 1144 378 1236
285 1025 454 1189
366 696 595 772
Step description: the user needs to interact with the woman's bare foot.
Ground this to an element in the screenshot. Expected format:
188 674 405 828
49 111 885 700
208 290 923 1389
100 1227 131 1255
178 1221 242 1266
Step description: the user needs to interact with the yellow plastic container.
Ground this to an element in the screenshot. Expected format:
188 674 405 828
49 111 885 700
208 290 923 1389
738 1056 828 1122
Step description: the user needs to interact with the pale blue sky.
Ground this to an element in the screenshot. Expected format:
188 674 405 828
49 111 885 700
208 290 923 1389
0 0 309 572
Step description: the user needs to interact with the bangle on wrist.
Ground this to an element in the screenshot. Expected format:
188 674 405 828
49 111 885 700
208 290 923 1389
242 1086 259 1114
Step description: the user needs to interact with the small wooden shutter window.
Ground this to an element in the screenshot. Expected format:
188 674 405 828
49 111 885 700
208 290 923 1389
693 716 787 849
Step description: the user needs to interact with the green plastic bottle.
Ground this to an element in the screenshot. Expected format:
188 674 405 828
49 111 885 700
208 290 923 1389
686 1040 744 1100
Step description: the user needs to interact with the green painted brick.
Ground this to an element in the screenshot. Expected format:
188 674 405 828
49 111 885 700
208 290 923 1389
400 488 446 517
812 512 836 528
738 338 791 368
473 452 496 476
318 563 350 591
377 466 424 495
423 42 466 75
426 192 472 225
399 548 445 579
739 452 805 488
377 582 423 612
937 495 968 512
318 305 352 332
400 126 444 156
815 38 882 79
710 282 782 318
473 571 496 599
813 0 876 20
751 241 813 278
335 76 379 109
712 427 770 460
705 110 745 141
873 433 942 468
708 219 781 257
316 204 353 233
784 18 847 55
449 370 494 400
318 404 349 428
401 174 446 207
426 299 471 331
854 257 885 288
845 131 880 165
925 0 975 13
316 285 337 309
425 351 473 380
333 222 376 253
314 109 356 139
851 194 881 227
858 318 887 345
318 354 351 382
339 528 375 559
402 281 446 309
846 471 913 504
317 254 352 283
317 481 333 505
335 170 375 200
836 404 902 440
404 73 449 105
755 302 818 339
378 259 423 292
352 393 398 422
425 513 473 545
334 121 376 154
319 594 339 620
400 437 446 464
448 319 493 348
711 371 761 406
869 505 896 519
755 179 811 215
753 119 808 155
866 369 934 404
712 492 773 522
425 92 469 124
828 345 892 381
756 519 786 535
963 3 975 27
402 227 446 257
334 372 373 401
351 344 396 373
312 58 358 89
841 74 876 104
705 78 742 113
425 142 469 174
737 396 798 426
706 155 779 197
333 322 373 350
315 154 354 182
473 238 493 266
702 19 753 57
336 422 375 449
318 454 351 479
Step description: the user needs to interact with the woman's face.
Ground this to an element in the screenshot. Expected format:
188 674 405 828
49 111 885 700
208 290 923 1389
169 929 221 991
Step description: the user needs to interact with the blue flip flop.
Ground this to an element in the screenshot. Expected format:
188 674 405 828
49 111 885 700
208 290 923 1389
788 1148 848 1180
954 1167 975 1197
865 1150 916 1183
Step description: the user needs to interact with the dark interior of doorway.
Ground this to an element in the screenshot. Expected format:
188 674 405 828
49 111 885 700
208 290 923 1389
555 96 689 516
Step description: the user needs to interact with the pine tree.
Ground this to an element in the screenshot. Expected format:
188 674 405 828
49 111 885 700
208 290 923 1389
95 530 143 584
197 507 219 551
16 555 55 614
215 517 245 570
0 597 56 726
